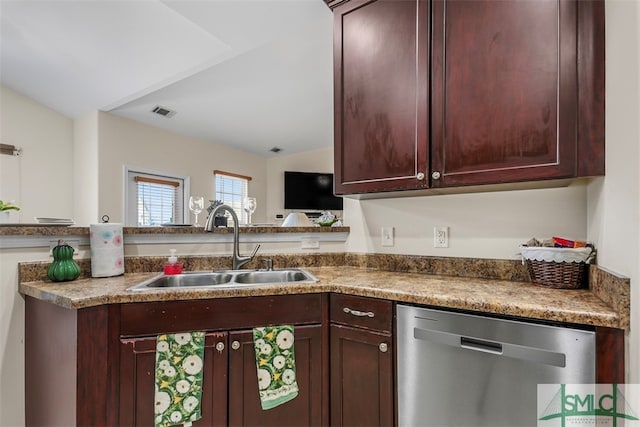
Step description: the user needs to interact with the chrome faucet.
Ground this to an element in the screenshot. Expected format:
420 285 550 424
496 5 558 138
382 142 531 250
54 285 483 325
204 204 260 270
262 258 274 271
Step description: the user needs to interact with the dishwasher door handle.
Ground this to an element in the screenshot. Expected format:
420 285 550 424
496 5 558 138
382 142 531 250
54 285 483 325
460 336 502 354
413 327 566 367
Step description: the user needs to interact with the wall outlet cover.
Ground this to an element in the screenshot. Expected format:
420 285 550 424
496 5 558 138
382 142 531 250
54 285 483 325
301 239 320 249
434 226 449 248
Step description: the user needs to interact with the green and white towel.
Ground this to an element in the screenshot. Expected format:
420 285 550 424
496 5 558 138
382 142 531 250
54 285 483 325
154 332 205 427
253 325 299 410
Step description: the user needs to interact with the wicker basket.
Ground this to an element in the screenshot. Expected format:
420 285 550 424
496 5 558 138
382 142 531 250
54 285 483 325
520 246 594 289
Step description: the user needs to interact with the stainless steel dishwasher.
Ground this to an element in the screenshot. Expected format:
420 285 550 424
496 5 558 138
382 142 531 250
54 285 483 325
397 304 595 427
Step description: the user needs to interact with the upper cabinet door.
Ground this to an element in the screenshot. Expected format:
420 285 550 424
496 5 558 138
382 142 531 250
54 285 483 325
333 0 430 194
431 0 578 187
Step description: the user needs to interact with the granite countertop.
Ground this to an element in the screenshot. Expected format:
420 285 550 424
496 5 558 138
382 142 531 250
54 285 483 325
19 265 623 329
0 225 349 236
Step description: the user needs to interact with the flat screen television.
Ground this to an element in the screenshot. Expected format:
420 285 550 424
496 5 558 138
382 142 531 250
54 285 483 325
284 171 343 211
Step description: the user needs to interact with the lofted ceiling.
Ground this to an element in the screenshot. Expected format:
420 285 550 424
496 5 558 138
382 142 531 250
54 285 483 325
0 0 334 157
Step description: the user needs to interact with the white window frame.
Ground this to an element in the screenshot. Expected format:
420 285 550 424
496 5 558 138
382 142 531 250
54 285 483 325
124 166 190 226
214 170 250 224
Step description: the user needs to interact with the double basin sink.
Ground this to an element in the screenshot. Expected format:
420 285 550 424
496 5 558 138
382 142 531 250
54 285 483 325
128 268 319 291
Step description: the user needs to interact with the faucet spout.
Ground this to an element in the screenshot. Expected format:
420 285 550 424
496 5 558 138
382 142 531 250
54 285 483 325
204 204 260 270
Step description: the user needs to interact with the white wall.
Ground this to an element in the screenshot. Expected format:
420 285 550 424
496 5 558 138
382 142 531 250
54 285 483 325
587 0 640 383
97 112 268 225
0 84 74 426
73 111 99 225
0 248 55 427
0 84 74 222
265 146 334 223
344 183 588 259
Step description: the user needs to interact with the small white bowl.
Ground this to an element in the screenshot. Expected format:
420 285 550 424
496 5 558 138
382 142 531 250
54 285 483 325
281 212 312 227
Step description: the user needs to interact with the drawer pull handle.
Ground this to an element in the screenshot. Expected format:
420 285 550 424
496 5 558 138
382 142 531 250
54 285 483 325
379 343 388 353
343 307 375 318
231 340 240 350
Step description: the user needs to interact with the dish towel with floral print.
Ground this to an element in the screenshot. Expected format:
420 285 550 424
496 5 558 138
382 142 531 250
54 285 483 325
253 325 299 410
154 332 205 427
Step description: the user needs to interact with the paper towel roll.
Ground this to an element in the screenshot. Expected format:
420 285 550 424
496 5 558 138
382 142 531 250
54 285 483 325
90 223 124 277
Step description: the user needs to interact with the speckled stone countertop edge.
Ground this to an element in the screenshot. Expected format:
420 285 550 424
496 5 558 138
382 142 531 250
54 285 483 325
18 264 625 330
0 225 349 236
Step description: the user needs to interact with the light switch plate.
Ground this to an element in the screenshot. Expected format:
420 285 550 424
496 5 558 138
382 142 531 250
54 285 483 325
381 226 394 247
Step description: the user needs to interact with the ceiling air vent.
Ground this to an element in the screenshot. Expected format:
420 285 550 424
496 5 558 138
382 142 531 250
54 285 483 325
151 105 176 118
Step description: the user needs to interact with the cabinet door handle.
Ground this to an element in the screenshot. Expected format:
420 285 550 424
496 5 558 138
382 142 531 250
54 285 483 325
432 171 441 180
231 340 240 350
215 342 225 353
379 343 388 353
343 307 375 318
416 172 425 180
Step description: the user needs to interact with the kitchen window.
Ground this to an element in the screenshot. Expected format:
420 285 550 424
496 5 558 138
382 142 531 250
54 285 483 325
214 170 251 224
125 168 189 226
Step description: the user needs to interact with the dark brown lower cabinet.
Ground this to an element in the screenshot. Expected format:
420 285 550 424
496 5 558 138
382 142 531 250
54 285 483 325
329 293 395 427
117 325 324 427
228 325 324 426
330 325 394 426
115 294 326 427
119 333 229 426
24 294 327 427
595 326 626 383
24 293 624 427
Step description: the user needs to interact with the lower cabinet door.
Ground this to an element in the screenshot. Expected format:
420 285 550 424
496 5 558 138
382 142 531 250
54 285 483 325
118 332 228 426
330 324 394 427
228 324 324 426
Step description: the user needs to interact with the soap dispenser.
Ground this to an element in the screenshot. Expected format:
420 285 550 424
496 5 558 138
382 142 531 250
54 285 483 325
163 249 183 275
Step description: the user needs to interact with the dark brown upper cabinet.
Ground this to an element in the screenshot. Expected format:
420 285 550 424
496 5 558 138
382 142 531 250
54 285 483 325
329 0 604 196
332 0 430 194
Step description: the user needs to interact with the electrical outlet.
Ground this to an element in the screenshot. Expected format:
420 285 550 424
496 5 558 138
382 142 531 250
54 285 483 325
301 239 320 249
433 226 449 248
381 226 394 247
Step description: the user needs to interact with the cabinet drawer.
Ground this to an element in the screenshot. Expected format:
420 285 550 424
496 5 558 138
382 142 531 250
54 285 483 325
120 293 324 337
330 294 393 333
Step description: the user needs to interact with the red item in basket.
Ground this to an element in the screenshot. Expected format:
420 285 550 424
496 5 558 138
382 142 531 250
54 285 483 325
552 236 587 248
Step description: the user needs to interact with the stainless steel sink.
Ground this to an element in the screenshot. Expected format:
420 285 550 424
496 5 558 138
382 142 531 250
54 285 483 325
233 270 312 284
127 268 318 291
131 272 234 289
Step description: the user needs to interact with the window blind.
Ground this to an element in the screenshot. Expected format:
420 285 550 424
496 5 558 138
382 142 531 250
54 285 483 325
214 170 250 224
134 175 183 226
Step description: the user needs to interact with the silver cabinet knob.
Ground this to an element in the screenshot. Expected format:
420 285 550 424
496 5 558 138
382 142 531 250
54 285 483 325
416 172 425 180
215 342 225 353
432 171 441 180
379 343 388 353
231 340 240 350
